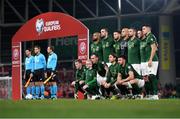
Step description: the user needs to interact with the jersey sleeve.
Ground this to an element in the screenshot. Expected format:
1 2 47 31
147 34 157 45
127 64 134 73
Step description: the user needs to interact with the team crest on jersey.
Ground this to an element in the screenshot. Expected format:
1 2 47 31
106 42 109 47
36 18 44 35
96 47 99 51
113 44 115 48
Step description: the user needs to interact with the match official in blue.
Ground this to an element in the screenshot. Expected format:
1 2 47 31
34 46 46 99
45 46 58 99
24 49 35 98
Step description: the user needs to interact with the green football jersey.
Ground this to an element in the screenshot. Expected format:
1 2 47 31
106 62 119 85
145 33 158 62
140 38 147 63
84 68 97 86
75 66 86 81
128 37 140 64
92 61 106 77
90 41 103 61
102 36 115 63
118 62 141 79
113 40 121 58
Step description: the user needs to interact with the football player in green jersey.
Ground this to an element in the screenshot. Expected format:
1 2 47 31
102 54 121 99
116 55 145 98
128 28 141 75
90 32 103 61
91 53 107 98
142 25 159 100
71 59 86 99
100 28 115 66
113 31 121 58
81 60 100 99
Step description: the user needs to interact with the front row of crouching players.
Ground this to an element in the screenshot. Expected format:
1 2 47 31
72 54 146 100
71 59 100 99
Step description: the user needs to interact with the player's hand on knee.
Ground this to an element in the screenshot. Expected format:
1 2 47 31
105 83 110 88
83 84 88 90
143 76 149 82
79 80 84 85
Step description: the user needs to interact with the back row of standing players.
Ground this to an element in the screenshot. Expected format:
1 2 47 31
71 25 159 100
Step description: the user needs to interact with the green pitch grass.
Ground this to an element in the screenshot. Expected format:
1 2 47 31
0 99 180 118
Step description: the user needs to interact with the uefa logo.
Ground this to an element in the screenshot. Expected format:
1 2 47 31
13 48 19 60
36 18 44 35
79 42 86 54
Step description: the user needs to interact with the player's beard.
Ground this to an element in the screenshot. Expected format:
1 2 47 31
129 35 133 39
114 38 119 41
121 35 125 39
101 35 105 39
93 38 98 42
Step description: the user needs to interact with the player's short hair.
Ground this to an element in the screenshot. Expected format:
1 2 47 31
74 59 82 64
25 48 32 52
118 55 127 60
142 24 152 29
137 29 142 32
86 59 93 64
91 53 99 58
122 27 129 30
34 45 40 50
93 32 100 34
101 28 108 33
113 30 121 34
129 27 137 32
109 53 117 59
48 46 54 51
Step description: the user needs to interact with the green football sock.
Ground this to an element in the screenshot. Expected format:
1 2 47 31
149 74 158 95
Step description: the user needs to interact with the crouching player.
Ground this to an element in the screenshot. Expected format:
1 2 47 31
116 55 145 99
90 53 107 98
24 49 35 99
80 60 100 99
103 54 120 99
71 59 86 99
34 46 46 99
45 46 58 99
